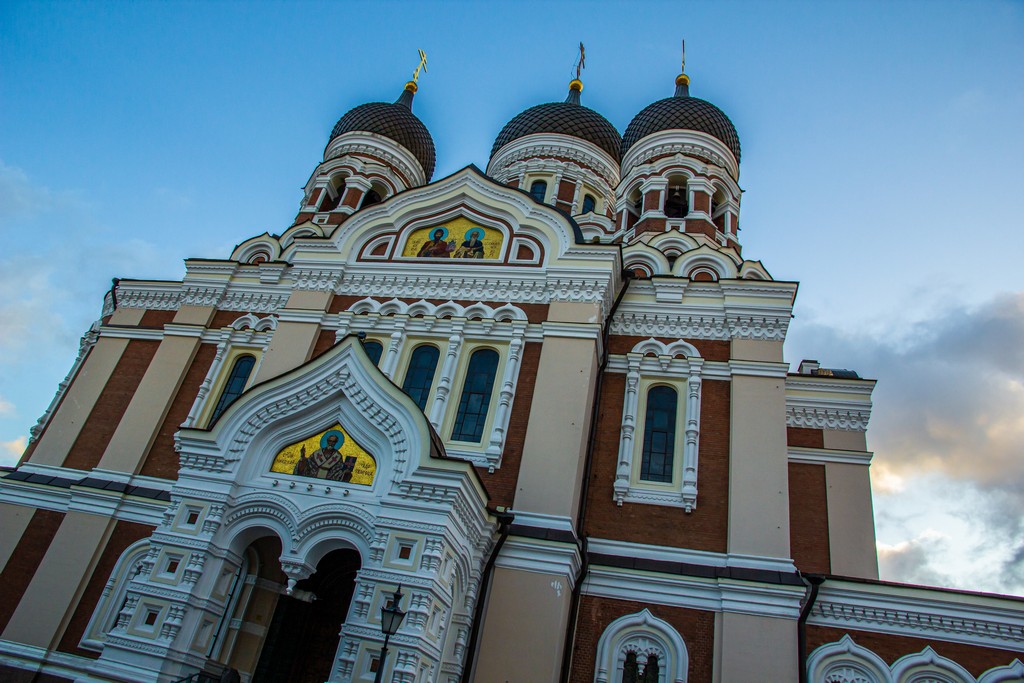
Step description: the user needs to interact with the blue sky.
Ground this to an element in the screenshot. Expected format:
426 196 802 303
2 1 1023 595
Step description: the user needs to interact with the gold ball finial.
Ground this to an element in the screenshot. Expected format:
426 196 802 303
404 80 418 93
569 78 583 92
675 73 690 87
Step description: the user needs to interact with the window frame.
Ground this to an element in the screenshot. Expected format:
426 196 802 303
613 339 703 511
209 353 257 425
448 346 501 445
400 343 442 412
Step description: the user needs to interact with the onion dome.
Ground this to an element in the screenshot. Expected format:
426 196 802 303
327 82 436 180
490 80 622 162
622 74 741 163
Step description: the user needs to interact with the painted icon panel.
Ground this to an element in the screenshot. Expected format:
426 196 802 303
402 216 503 260
270 424 376 485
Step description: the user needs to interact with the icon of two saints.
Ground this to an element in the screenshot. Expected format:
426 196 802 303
417 227 485 259
293 430 357 482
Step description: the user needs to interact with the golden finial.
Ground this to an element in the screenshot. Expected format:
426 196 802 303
675 39 690 94
405 49 428 93
568 42 585 95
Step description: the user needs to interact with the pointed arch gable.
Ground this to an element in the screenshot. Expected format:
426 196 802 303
175 336 485 503
594 608 689 683
890 647 974 683
807 635 892 683
327 166 595 268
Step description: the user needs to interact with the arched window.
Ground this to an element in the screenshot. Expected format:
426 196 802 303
361 340 383 366
594 609 688 683
210 355 256 424
664 184 688 218
530 180 547 203
361 188 382 208
582 194 597 214
402 345 440 411
640 386 677 482
451 349 499 443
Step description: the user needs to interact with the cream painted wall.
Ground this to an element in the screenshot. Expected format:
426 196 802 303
728 372 791 557
2 511 112 648
825 462 879 579
29 337 130 467
473 566 572 682
730 338 784 363
98 333 202 474
251 290 332 384
716 612 798 681
109 308 146 326
515 334 599 521
0 502 35 574
823 429 867 451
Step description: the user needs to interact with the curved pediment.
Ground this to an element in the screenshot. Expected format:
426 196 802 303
311 165 617 269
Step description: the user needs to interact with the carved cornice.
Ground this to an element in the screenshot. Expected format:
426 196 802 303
290 267 344 292
786 405 871 432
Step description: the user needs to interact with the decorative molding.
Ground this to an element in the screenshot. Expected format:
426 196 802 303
347 297 528 321
787 404 871 432
593 609 689 683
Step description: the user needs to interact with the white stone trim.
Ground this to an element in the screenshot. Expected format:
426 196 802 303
593 609 689 683
620 129 739 181
806 634 890 683
788 447 874 466
495 536 582 587
323 130 427 188
613 339 703 511
808 580 1024 652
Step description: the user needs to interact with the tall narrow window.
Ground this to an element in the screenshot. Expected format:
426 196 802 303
530 180 547 203
401 345 440 411
665 184 688 218
641 654 659 683
622 652 639 683
640 386 677 482
210 355 256 424
451 349 499 443
361 340 383 366
582 193 596 214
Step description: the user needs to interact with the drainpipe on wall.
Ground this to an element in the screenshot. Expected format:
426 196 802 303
558 270 634 683
461 509 515 683
798 573 825 683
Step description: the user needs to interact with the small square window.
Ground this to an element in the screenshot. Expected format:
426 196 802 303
398 544 412 560
165 558 180 575
185 509 200 526
143 609 159 627
369 656 380 673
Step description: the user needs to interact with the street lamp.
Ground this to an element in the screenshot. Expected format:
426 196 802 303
373 584 406 683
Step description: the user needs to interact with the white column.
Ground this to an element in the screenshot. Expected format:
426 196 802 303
428 328 464 430
681 360 703 512
184 339 228 428
380 319 408 380
485 326 526 464
613 354 642 505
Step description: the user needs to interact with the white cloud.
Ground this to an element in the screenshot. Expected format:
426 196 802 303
789 291 1024 595
1 436 27 466
0 395 14 417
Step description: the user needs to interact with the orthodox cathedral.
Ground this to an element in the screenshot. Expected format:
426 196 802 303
1 51 1023 683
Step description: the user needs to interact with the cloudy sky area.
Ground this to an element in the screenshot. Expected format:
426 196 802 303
2 1 1022 595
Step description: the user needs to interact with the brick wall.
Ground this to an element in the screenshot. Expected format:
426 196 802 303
788 463 831 574
138 343 218 480
310 328 338 360
57 520 155 658
788 426 824 448
608 335 730 363
64 339 160 471
570 595 715 683
584 375 730 553
0 509 65 633
807 625 1024 678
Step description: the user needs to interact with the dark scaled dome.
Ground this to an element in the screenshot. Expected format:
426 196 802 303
490 82 622 162
622 79 741 163
328 85 436 180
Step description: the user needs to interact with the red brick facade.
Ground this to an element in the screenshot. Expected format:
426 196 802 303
64 339 160 471
569 596 716 683
788 462 831 574
584 375 730 553
0 509 65 633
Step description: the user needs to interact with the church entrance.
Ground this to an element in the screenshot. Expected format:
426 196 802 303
252 548 361 683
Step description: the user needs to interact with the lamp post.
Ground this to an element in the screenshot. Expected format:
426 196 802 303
373 584 406 683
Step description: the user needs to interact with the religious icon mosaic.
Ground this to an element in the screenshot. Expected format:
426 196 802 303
270 424 376 485
401 216 503 260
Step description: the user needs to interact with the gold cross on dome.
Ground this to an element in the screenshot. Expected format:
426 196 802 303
412 49 428 84
575 42 586 80
681 38 686 73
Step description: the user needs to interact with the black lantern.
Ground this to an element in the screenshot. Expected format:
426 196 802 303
373 584 406 683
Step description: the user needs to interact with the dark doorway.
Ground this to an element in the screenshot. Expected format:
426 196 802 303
253 549 361 683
